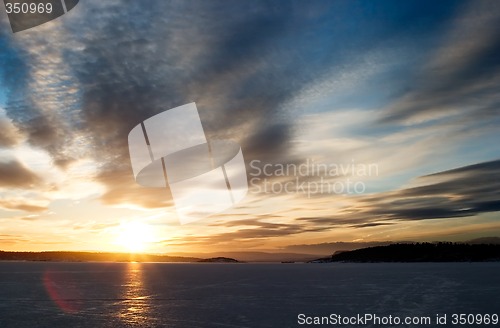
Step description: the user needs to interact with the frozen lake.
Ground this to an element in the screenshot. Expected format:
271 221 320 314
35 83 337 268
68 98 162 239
0 262 499 327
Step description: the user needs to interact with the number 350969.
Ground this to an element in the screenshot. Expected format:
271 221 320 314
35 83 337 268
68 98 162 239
5 2 53 14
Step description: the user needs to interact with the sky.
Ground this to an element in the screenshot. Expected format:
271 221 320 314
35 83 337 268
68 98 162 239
0 0 499 254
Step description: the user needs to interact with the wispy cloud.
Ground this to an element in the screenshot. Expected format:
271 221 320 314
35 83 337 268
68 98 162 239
0 199 47 212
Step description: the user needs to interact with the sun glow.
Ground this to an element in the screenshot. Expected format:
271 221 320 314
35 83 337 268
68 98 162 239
115 221 156 253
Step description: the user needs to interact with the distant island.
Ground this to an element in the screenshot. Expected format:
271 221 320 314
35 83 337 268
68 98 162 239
310 242 500 263
0 251 199 263
197 257 241 263
0 251 247 263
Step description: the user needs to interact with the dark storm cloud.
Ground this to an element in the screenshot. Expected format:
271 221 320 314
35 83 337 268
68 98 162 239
0 24 78 167
292 215 399 234
62 1 322 204
380 0 500 125
166 223 307 247
0 160 41 188
73 0 373 156
0 158 47 212
425 159 500 177
349 222 394 228
213 217 332 232
299 159 500 226
27 0 365 206
0 117 20 147
392 160 500 219
165 215 339 247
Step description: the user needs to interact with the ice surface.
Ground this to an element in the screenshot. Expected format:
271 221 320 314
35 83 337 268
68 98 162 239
0 262 499 327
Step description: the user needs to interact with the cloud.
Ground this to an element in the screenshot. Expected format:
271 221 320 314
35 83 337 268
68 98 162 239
0 159 41 188
3 0 459 209
0 199 47 212
164 215 331 248
380 0 500 125
0 115 21 147
0 159 49 212
299 159 500 225
97 169 172 209
1 1 359 208
0 234 29 245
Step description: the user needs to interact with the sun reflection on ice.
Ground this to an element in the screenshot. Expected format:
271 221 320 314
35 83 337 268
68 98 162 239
117 262 154 325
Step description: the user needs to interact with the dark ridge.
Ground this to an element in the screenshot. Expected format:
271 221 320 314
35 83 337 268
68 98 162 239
309 242 500 263
198 257 241 263
0 251 199 262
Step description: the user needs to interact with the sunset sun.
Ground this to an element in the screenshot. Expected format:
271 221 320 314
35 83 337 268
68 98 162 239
115 221 156 253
